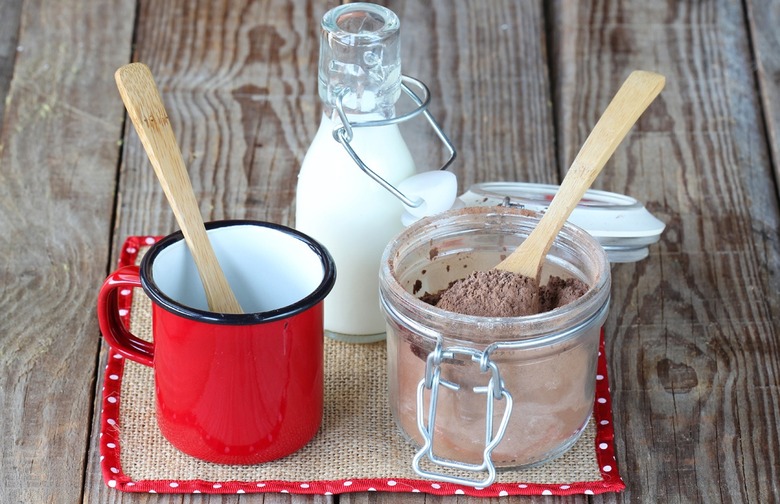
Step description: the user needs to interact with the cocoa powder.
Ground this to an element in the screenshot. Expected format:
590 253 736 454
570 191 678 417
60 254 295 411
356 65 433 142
539 274 589 311
424 269 589 316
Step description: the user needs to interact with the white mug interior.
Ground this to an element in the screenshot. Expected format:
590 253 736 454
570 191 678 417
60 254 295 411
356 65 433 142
150 223 328 315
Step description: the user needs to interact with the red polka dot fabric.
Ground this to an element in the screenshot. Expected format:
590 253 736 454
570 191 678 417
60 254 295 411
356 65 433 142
98 236 625 496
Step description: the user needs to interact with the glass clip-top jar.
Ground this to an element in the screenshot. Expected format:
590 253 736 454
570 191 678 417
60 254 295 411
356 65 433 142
380 206 612 487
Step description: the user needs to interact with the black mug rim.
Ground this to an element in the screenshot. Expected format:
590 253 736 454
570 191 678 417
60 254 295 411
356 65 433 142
139 220 336 325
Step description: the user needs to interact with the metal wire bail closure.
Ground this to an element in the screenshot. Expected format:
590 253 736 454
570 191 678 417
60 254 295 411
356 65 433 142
412 341 514 487
332 75 457 209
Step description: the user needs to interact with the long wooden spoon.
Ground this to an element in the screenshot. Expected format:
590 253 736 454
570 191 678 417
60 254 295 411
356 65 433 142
115 63 243 314
495 70 666 281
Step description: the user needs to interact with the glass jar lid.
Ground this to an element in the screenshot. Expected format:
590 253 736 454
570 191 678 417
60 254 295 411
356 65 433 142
459 182 666 263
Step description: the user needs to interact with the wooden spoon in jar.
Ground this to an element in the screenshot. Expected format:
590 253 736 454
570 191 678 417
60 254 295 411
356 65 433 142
115 63 243 314
495 70 666 284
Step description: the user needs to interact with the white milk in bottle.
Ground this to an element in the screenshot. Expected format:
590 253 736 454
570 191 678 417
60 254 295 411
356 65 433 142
296 3 415 343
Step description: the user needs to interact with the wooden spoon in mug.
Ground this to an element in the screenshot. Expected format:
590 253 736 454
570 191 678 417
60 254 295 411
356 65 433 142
115 63 244 314
495 70 666 283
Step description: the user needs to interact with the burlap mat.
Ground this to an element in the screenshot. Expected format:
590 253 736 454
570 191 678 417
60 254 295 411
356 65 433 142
99 237 624 496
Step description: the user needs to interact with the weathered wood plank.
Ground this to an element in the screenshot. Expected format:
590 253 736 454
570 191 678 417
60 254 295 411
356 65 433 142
381 0 557 191
0 0 23 121
112 0 337 236
0 0 135 502
746 0 780 196
84 0 338 502
551 1 780 502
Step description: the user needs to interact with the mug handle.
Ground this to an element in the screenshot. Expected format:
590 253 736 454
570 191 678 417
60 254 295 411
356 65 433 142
97 265 154 367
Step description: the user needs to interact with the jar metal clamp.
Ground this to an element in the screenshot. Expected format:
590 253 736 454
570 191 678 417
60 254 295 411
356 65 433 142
413 339 513 487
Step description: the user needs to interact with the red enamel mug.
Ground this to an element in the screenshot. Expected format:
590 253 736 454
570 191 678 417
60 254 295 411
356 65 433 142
97 220 336 464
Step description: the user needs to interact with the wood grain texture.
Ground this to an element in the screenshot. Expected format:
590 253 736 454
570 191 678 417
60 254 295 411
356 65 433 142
746 0 780 194
382 0 557 192
551 0 780 502
0 0 135 502
0 0 23 122
112 0 336 238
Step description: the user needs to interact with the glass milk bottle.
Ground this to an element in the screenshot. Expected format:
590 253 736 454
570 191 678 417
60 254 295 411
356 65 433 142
296 3 417 343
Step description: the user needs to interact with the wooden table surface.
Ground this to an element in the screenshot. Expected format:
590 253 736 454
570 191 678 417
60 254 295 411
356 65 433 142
2 0 779 502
